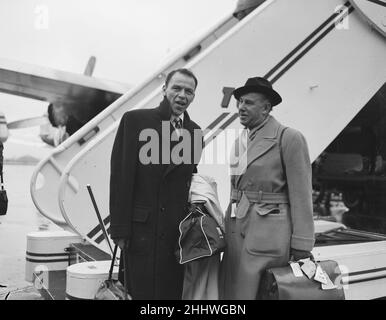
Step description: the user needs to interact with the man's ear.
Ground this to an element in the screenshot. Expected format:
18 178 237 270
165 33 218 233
265 101 272 113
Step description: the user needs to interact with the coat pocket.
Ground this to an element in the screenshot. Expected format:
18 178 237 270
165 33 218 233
132 206 150 222
254 203 282 216
129 206 151 255
244 204 290 257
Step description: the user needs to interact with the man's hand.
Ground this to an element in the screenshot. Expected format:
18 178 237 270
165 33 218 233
290 248 312 261
113 238 127 250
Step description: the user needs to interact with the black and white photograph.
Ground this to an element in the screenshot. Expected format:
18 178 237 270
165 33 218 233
0 0 385 306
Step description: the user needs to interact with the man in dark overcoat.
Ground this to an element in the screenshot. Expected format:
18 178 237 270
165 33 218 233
109 69 203 300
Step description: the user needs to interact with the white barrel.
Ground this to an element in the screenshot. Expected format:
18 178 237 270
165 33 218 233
66 260 118 300
25 230 83 282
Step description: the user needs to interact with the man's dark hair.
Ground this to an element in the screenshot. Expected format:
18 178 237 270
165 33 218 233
47 103 57 127
165 68 198 89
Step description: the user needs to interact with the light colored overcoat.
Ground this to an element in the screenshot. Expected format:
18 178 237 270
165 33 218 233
219 115 315 300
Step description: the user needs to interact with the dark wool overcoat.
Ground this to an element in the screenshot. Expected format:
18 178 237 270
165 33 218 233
109 97 202 300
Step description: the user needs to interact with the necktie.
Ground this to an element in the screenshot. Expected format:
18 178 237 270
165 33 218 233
173 118 182 138
173 118 182 129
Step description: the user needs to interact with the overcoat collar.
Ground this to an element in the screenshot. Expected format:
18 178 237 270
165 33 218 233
157 97 195 177
234 115 281 187
158 96 172 121
157 97 193 127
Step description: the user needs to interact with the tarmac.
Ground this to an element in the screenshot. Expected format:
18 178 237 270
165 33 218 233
0 164 62 300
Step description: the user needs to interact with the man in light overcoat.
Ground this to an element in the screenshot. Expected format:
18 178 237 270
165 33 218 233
219 77 315 300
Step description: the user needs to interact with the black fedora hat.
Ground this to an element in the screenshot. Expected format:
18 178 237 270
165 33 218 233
233 77 282 106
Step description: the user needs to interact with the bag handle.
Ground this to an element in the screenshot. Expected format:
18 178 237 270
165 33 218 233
108 244 119 281
289 252 315 263
108 242 130 300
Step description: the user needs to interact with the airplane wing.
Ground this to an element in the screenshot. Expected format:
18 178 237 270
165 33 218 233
0 58 131 124
7 116 49 129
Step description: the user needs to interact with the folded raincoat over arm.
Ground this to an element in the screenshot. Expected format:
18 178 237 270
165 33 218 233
178 174 225 300
189 174 225 232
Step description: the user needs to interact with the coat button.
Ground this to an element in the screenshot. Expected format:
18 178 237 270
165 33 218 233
240 232 245 238
159 233 165 240
160 206 165 212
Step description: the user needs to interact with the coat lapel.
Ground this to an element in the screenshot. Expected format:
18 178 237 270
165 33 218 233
151 97 179 177
163 110 195 178
234 116 280 187
230 129 248 186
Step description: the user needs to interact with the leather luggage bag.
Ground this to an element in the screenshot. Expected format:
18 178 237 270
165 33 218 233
258 260 345 300
176 202 226 264
94 244 131 300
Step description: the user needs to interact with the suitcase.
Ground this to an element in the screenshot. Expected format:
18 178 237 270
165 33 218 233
258 260 345 300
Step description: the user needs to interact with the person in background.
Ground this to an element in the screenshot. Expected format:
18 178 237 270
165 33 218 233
0 111 8 216
233 0 266 20
0 139 3 176
39 103 83 146
219 76 315 299
0 111 8 173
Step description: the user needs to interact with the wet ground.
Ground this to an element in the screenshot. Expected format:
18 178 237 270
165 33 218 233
0 164 61 300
